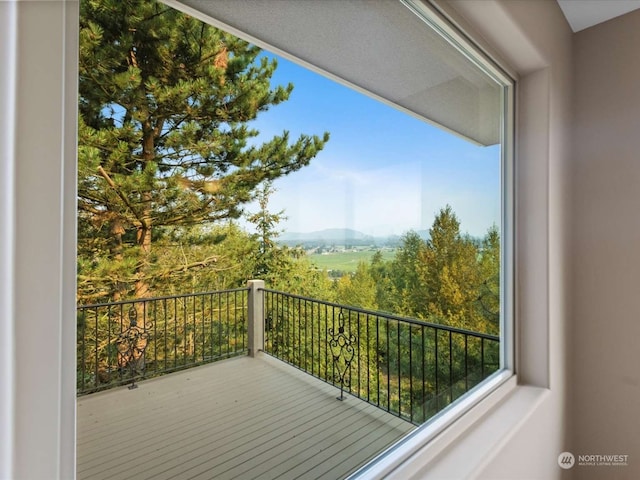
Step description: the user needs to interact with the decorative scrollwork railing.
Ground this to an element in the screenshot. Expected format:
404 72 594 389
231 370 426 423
115 307 151 389
77 284 500 427
328 311 357 400
77 288 249 395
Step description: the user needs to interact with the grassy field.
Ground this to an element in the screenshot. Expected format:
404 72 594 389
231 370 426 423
307 249 396 272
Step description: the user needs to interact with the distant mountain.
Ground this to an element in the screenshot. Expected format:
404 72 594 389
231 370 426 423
279 228 373 243
277 227 431 248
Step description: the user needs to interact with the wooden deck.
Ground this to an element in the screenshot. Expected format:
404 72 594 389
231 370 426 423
77 353 414 480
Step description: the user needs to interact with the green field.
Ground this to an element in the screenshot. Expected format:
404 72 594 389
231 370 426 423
307 249 396 272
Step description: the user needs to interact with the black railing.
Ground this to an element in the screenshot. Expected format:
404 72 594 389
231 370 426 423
76 283 501 423
263 289 500 425
77 288 249 395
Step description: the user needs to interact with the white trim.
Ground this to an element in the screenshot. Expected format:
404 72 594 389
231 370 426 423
501 66 516 374
349 372 516 479
0 2 17 478
61 3 79 479
388 383 550 478
7 1 78 478
402 0 513 86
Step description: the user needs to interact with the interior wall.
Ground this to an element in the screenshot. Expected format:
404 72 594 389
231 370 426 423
570 9 640 479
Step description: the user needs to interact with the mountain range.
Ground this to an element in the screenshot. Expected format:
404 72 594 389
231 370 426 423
277 228 430 247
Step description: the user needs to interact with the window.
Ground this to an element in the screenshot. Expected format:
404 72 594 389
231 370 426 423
3 0 528 478
75 0 513 478
168 0 515 387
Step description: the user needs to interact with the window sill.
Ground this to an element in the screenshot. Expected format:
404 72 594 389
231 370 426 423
352 374 550 479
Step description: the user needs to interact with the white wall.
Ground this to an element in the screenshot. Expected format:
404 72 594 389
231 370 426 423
570 9 640 479
0 1 78 478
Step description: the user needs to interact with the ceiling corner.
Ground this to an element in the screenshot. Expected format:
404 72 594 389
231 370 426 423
557 0 640 32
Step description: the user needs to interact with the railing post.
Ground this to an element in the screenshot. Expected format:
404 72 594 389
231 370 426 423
247 280 265 357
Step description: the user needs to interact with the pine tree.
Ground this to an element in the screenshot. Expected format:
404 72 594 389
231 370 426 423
246 181 288 284
369 250 395 313
77 0 329 303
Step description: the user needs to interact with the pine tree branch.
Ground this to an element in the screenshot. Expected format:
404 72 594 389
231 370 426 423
141 6 172 24
78 274 122 284
97 166 147 229
78 256 232 285
77 202 105 216
163 255 221 276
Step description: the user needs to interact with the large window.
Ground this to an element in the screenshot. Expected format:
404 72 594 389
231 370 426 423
76 0 514 478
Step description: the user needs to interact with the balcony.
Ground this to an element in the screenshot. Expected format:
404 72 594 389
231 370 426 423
77 282 499 479
77 354 415 480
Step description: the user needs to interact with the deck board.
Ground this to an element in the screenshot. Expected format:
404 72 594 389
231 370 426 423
77 353 414 480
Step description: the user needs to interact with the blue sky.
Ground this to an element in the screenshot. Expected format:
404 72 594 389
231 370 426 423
247 53 501 238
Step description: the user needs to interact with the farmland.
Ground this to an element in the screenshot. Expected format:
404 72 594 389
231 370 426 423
306 248 396 273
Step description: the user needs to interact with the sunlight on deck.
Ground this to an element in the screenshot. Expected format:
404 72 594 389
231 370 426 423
77 353 414 480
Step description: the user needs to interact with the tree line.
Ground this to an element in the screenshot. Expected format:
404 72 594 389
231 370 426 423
261 207 500 422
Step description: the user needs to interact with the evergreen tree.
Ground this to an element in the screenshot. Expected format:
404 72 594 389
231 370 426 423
77 0 329 303
150 223 261 294
476 225 500 334
422 206 481 330
369 250 395 313
334 262 378 311
389 231 428 318
246 181 288 284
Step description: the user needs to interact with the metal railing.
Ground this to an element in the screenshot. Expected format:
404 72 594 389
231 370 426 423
77 288 249 395
76 282 500 426
262 289 500 425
